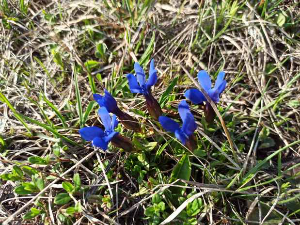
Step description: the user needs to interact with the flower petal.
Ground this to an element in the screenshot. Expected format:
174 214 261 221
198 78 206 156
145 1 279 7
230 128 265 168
134 62 146 86
93 94 104 107
197 70 211 91
175 129 188 145
79 126 104 141
103 90 118 113
178 100 190 122
104 131 118 143
159 116 180 133
127 74 143 93
208 89 220 103
214 71 225 90
92 137 108 150
184 89 206 104
98 107 112 131
217 80 227 94
146 59 158 89
182 113 197 137
111 114 118 130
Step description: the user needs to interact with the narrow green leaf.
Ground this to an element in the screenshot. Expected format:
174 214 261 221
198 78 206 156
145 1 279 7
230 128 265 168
239 140 300 189
74 70 83 127
73 173 81 191
0 91 31 133
159 77 178 107
21 114 77 146
82 101 96 125
138 32 155 66
43 95 67 127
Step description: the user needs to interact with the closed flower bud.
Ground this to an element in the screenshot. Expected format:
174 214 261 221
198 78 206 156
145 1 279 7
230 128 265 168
145 93 163 121
111 133 137 152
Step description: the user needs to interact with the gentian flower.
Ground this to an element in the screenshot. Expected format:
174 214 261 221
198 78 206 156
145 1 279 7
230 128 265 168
159 100 197 151
127 59 163 120
79 107 119 150
184 70 226 104
93 90 141 132
184 70 226 123
93 89 118 114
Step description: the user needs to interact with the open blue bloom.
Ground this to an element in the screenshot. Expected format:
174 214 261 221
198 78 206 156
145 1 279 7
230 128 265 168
184 70 227 104
159 100 197 145
93 90 118 113
93 90 142 132
79 107 119 150
126 59 157 96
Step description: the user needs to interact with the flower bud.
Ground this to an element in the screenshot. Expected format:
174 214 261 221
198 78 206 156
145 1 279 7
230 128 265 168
185 134 197 151
111 133 137 152
204 103 216 124
145 93 163 121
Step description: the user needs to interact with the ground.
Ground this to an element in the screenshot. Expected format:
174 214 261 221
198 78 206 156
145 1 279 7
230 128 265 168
0 0 300 224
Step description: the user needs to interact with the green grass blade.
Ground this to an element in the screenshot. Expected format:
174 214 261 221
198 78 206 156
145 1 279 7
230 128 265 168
74 70 83 128
0 91 32 134
42 95 67 128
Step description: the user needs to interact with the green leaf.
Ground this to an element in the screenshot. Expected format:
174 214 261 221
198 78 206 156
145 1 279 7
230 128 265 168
23 207 41 220
74 70 83 127
73 173 81 191
23 182 39 192
62 182 74 193
0 91 31 133
34 178 45 191
66 207 76 215
21 114 77 146
95 43 107 60
170 154 191 182
170 154 191 194
144 142 157 152
157 202 165 211
43 95 67 128
84 60 100 73
277 12 286 27
0 135 7 152
54 193 71 205
138 32 155 66
15 185 33 195
152 194 161 204
259 137 276 149
28 156 48 165
82 101 97 125
145 206 155 217
13 165 23 178
159 77 178 107
22 166 39 176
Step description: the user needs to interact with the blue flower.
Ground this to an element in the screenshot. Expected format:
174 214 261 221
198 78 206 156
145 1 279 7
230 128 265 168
126 59 157 96
159 100 197 145
79 107 119 150
93 89 118 113
184 70 227 104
